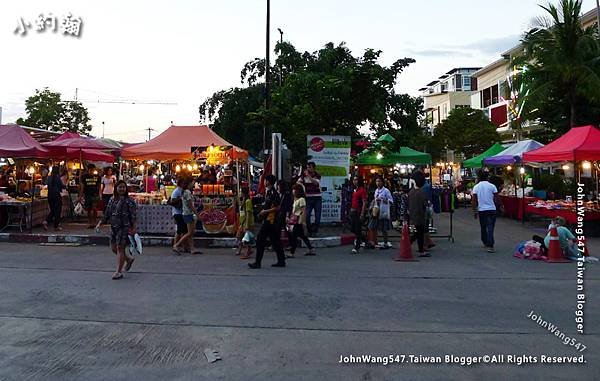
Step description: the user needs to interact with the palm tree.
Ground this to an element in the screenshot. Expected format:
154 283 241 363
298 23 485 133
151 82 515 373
514 0 600 131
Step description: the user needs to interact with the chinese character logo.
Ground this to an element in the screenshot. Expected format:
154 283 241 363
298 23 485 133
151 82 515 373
14 12 83 37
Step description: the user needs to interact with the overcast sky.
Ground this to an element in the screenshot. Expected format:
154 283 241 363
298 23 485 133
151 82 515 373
1 0 597 142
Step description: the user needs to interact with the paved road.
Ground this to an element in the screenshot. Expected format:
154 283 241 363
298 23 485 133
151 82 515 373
0 210 598 380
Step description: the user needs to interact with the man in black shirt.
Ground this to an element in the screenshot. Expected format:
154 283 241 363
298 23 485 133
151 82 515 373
249 174 286 269
80 164 101 228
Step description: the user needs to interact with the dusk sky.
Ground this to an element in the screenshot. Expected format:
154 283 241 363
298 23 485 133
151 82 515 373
1 0 597 142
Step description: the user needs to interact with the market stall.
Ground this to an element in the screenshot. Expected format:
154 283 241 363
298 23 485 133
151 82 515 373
462 143 506 169
121 125 249 236
523 125 600 233
0 124 53 230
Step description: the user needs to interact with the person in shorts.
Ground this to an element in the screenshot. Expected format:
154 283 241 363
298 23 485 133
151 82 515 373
169 178 189 252
80 164 101 228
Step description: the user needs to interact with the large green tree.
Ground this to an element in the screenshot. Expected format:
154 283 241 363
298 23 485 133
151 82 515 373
433 107 500 158
200 42 425 159
513 0 600 142
17 88 92 134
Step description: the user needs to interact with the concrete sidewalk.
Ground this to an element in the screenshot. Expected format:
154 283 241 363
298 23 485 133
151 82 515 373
0 222 356 248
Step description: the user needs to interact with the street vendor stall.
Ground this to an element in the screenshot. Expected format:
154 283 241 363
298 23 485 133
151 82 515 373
522 125 600 234
0 124 58 231
462 143 506 169
121 125 249 236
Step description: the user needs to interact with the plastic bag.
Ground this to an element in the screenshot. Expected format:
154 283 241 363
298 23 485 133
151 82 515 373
74 202 84 216
128 233 143 255
242 231 255 245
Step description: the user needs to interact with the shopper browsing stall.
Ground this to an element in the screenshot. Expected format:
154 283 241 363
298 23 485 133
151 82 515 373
100 167 116 214
80 164 101 229
408 172 430 257
173 177 202 255
43 166 64 231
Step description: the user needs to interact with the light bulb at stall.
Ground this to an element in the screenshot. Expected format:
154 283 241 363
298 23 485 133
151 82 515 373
376 153 383 160
506 165 512 171
139 164 145 171
193 163 198 170
187 164 193 171
582 161 591 170
562 165 569 171
29 166 35 174
175 165 181 173
519 167 525 175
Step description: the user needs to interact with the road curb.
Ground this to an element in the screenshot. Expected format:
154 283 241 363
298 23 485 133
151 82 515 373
0 232 356 248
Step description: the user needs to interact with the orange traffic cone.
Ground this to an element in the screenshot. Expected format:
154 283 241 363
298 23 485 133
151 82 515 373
547 225 570 263
395 223 418 262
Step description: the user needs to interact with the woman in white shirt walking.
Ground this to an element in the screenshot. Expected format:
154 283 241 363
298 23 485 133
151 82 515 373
287 183 315 257
100 167 116 214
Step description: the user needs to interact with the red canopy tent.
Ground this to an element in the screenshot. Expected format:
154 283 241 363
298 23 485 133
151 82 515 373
122 125 248 160
523 125 600 162
42 133 115 162
0 124 49 158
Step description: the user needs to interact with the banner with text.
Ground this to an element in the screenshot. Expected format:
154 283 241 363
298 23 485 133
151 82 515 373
307 135 351 223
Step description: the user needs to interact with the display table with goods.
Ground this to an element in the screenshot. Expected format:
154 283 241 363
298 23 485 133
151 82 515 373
525 200 600 224
498 195 538 220
0 194 71 231
128 190 238 236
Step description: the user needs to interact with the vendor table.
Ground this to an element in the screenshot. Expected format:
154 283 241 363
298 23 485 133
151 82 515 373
0 196 71 231
499 196 538 220
525 205 600 224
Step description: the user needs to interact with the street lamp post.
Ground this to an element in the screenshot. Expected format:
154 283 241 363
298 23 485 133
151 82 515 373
101 121 105 139
263 0 271 158
277 28 283 86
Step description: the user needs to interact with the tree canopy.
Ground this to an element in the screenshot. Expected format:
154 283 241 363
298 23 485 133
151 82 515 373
200 42 425 159
432 107 500 158
513 0 600 142
16 88 92 134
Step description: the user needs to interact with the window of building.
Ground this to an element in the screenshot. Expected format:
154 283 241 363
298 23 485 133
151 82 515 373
455 74 462 90
491 84 499 105
463 76 471 90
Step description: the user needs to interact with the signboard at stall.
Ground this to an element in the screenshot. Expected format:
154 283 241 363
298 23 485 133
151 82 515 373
191 145 232 165
306 135 351 223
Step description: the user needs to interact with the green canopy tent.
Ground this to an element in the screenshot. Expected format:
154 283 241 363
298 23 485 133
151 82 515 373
377 133 396 143
357 147 432 165
462 143 505 168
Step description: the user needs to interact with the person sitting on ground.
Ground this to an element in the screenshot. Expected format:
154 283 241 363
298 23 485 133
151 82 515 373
538 216 580 260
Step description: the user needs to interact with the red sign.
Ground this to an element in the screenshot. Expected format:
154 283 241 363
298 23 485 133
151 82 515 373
310 137 325 152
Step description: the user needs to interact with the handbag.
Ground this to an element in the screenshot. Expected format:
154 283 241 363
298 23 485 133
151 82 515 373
168 196 183 209
371 200 380 218
74 202 84 216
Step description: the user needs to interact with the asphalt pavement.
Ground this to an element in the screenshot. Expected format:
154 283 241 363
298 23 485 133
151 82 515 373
0 209 598 381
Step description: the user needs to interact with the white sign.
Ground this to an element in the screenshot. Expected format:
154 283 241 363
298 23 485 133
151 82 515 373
307 135 351 223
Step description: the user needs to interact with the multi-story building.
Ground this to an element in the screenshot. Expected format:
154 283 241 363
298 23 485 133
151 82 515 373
419 67 481 131
471 7 598 137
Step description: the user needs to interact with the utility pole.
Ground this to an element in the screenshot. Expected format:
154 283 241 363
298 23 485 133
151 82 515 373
263 0 271 158
277 28 283 86
146 127 154 141
102 121 105 138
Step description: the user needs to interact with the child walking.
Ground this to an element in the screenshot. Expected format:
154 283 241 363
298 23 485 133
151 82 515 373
287 184 315 257
236 187 255 259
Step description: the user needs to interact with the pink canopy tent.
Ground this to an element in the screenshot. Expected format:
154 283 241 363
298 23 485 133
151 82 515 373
122 125 248 160
42 133 115 162
0 124 49 158
523 125 600 162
